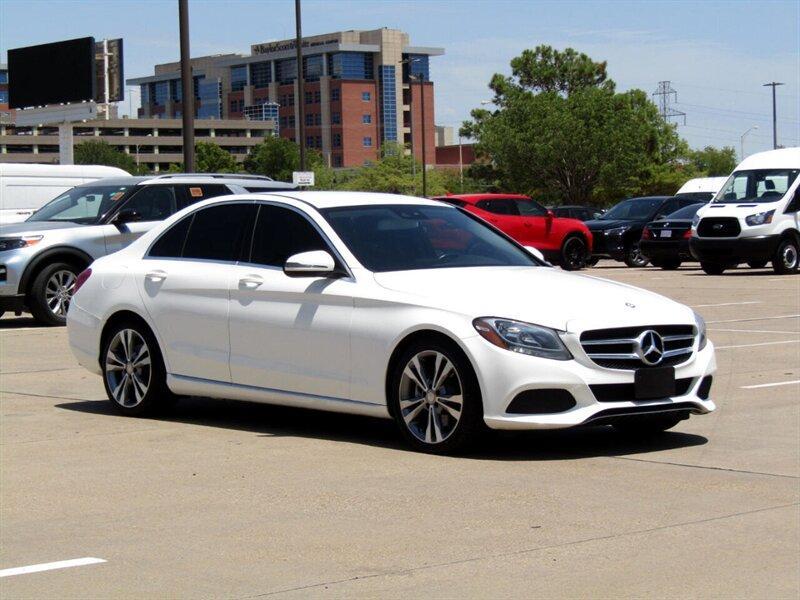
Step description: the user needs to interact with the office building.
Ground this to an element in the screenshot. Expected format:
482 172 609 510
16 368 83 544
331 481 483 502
128 28 443 168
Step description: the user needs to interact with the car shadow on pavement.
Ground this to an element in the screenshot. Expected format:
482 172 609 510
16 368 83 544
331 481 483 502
0 316 41 328
56 397 707 460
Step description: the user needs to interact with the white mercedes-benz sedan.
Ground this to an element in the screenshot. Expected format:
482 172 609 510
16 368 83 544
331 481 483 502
67 192 716 453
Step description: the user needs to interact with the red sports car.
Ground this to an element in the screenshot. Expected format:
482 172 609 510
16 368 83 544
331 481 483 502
434 194 593 270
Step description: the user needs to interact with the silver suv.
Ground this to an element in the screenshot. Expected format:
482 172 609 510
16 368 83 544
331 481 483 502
0 173 297 325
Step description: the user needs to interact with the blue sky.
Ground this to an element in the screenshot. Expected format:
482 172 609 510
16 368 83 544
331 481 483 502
2 0 798 156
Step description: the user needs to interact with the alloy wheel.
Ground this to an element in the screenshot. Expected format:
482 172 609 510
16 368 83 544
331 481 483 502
44 269 76 318
105 329 152 408
562 237 586 270
627 243 649 268
398 350 463 444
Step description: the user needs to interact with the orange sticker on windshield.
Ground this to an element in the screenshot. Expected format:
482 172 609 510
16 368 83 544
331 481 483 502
111 192 125 201
189 187 203 198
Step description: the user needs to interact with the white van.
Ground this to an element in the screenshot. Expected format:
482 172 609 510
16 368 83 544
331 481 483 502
0 164 129 224
675 176 728 202
689 147 799 275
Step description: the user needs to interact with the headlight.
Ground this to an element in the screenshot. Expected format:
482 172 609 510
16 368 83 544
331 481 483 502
0 236 43 252
694 311 707 350
745 210 774 226
473 317 572 360
605 227 628 237
691 213 701 229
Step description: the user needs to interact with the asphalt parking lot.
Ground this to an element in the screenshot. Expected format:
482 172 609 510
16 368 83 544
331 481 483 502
1 261 798 599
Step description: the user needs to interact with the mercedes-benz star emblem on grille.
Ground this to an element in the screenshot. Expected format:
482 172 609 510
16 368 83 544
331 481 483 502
625 302 636 308
636 330 664 365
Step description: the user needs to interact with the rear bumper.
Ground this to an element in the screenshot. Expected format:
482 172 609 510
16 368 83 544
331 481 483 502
689 235 780 263
640 239 692 261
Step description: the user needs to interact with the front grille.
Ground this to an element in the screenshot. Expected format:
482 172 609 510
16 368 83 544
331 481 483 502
580 325 695 370
589 377 694 402
697 217 741 237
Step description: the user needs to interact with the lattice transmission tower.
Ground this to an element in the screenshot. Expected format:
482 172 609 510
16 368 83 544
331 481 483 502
652 81 687 125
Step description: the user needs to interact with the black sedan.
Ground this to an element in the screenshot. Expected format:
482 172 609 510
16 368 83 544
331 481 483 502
639 203 706 270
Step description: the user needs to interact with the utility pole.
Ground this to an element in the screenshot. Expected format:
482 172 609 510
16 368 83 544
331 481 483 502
419 76 427 197
295 0 306 170
178 0 195 172
763 81 784 149
652 81 686 125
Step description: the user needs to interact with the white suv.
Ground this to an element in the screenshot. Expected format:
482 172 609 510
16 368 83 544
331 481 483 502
690 148 800 275
0 174 296 325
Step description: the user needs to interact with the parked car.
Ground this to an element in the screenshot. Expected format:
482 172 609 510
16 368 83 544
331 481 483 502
549 205 604 221
585 196 702 267
674 177 728 203
67 191 716 454
0 163 129 224
0 173 297 324
434 194 592 270
690 148 799 275
640 203 706 270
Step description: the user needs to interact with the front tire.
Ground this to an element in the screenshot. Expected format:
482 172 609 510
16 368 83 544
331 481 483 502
772 237 799 274
612 413 686 436
701 261 727 275
388 339 483 454
747 260 768 269
101 319 175 416
624 242 649 268
559 235 588 271
659 259 682 270
28 262 80 326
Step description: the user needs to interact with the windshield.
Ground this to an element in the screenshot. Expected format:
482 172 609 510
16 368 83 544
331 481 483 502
713 169 799 203
27 184 133 224
322 204 540 272
664 203 705 220
600 197 664 220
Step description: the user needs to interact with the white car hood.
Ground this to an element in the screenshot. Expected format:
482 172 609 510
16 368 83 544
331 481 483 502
373 266 694 332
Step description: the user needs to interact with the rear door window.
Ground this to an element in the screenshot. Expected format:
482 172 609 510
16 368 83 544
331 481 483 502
177 184 233 210
515 199 548 217
118 185 177 221
149 215 193 258
181 203 257 262
477 199 519 215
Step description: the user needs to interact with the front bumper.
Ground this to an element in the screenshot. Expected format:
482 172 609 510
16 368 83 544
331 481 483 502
461 335 716 430
689 235 780 264
590 230 626 261
640 239 692 261
0 294 26 313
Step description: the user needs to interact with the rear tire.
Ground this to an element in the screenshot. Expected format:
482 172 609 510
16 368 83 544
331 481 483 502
623 243 649 268
701 261 727 275
660 259 682 270
772 237 799 275
613 413 686 436
28 262 80 326
559 235 588 271
388 338 483 454
101 318 176 416
747 260 768 269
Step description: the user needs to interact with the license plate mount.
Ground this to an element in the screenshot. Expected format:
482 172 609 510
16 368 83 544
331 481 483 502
634 366 676 400
660 230 672 238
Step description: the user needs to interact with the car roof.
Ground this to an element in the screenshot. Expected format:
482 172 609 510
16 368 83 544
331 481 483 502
736 147 800 171
257 191 447 209
73 174 297 189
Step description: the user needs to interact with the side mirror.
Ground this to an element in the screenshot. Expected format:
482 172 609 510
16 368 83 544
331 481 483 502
546 209 555 220
284 250 338 277
524 245 547 262
113 208 142 225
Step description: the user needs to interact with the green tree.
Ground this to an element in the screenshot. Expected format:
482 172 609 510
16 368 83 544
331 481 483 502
462 47 686 206
195 141 239 173
74 140 143 174
689 145 737 176
243 135 334 187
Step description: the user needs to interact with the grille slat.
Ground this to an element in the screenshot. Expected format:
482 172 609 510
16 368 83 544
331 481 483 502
580 325 695 370
697 217 741 237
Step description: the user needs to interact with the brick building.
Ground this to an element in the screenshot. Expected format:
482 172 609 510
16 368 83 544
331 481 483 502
128 28 443 168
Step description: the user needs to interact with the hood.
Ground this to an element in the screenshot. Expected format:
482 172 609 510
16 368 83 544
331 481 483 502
697 201 781 218
0 221 84 236
373 266 694 332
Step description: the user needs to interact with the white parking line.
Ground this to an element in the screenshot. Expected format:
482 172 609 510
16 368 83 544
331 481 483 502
716 340 800 350
0 557 106 578
741 380 800 390
693 301 762 308
708 314 800 324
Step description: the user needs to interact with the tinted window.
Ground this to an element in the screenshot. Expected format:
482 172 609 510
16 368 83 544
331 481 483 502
664 203 705 220
177 184 231 210
121 185 177 221
477 199 518 215
322 204 539 273
600 197 665 220
250 205 330 267
149 215 193 258
656 198 681 217
515 199 548 217
182 203 256 262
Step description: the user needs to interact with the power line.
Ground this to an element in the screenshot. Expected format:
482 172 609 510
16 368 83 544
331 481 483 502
652 81 687 125
674 102 799 124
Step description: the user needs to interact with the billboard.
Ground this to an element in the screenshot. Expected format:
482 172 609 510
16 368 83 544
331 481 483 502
95 38 124 104
8 37 97 109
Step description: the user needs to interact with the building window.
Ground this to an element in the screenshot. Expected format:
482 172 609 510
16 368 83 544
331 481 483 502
280 116 288 129
402 54 430 83
331 112 341 125
327 52 374 80
152 81 168 106
196 77 222 119
332 133 342 148
276 58 297 84
169 79 182 102
0 90 8 104
231 65 248 91
379 66 397 142
363 136 372 147
362 114 372 124
332 154 343 168
303 55 324 82
314 91 321 103
305 91 313 105
330 88 340 102
315 136 321 148
0 70 8 84
305 113 314 127
314 113 322 126
288 116 296 128
306 135 314 148
362 91 371 102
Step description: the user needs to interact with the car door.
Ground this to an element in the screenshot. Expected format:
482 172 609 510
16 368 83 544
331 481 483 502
136 201 257 382
513 198 549 244
475 199 526 240
103 184 179 254
228 203 355 399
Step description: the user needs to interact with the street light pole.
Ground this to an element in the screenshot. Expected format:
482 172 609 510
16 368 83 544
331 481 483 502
740 125 759 161
763 81 784 149
419 76 427 197
295 0 306 171
178 0 195 172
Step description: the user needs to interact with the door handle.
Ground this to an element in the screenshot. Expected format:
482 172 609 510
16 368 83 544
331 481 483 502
239 275 263 288
145 270 167 282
